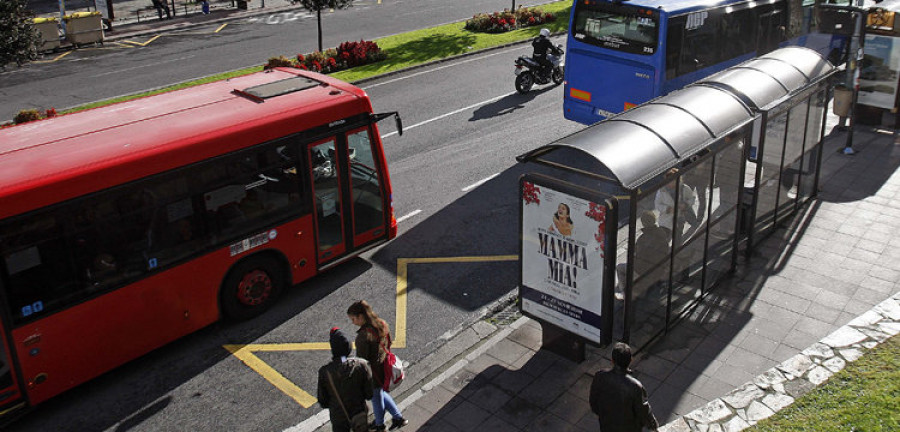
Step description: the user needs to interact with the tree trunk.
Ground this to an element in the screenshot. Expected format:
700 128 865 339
317 9 323 52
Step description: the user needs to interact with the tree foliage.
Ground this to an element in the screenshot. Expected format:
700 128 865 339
0 0 41 68
295 0 353 52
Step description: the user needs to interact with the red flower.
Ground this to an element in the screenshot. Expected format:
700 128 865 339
528 16 536 24
298 64 308 70
296 54 305 62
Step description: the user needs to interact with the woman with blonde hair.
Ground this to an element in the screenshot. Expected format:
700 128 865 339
347 300 408 431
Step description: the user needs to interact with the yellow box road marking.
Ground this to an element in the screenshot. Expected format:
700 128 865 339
394 255 517 347
224 254 519 407
33 51 72 63
122 35 161 47
215 23 228 33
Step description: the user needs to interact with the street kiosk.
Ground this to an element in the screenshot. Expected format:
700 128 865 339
517 47 836 354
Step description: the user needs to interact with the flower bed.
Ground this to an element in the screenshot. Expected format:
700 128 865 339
264 40 386 74
464 7 557 33
9 108 57 126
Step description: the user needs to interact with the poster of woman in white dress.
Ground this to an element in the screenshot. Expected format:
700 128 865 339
520 178 608 343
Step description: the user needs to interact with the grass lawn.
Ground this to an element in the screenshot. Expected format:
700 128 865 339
55 1 570 116
746 334 899 432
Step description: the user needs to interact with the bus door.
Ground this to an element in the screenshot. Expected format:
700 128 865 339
343 127 388 248
307 127 389 265
0 293 23 414
308 138 347 264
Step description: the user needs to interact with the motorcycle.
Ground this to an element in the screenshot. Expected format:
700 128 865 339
514 45 564 94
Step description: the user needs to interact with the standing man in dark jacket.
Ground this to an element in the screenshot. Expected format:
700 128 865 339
317 328 374 432
589 343 660 432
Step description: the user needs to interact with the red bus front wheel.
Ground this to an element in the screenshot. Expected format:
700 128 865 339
221 256 285 321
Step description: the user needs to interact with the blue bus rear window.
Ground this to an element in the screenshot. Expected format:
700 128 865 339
572 3 659 55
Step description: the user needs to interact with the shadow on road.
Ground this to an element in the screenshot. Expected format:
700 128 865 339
469 85 557 121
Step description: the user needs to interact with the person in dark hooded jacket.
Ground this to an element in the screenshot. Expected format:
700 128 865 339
589 342 659 432
317 327 374 432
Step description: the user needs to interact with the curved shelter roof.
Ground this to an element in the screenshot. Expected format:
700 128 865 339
517 47 835 190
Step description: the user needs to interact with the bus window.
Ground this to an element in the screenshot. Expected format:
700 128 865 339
680 11 720 74
0 212 80 324
757 8 786 54
719 7 756 60
201 143 303 241
346 128 386 246
666 17 685 79
572 5 659 55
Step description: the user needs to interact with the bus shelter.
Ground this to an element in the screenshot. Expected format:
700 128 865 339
517 47 836 352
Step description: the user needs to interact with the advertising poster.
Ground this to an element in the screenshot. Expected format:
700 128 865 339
859 35 900 109
520 176 608 343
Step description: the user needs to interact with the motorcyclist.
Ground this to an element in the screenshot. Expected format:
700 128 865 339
532 28 562 78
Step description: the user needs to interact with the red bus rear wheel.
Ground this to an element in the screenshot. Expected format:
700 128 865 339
221 256 285 321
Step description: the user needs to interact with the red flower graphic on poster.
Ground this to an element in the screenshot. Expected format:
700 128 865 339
585 202 607 253
522 181 541 205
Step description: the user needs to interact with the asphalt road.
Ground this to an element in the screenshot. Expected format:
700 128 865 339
5 29 580 431
0 0 551 121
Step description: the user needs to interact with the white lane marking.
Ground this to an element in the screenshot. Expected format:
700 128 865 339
462 173 500 192
95 55 196 77
380 91 516 139
362 47 520 90
396 209 422 223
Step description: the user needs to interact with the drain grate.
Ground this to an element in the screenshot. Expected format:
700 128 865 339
486 303 522 326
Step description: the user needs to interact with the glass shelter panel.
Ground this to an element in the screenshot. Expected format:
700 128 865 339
671 160 712 318
777 101 809 222
614 216 630 341
706 139 743 291
800 91 826 201
754 113 788 240
630 186 674 349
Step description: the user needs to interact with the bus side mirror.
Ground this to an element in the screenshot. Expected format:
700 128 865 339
394 113 403 136
372 111 403 136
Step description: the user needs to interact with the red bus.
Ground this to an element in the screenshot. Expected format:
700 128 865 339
0 68 401 418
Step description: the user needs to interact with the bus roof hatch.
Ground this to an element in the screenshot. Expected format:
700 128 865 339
236 76 321 101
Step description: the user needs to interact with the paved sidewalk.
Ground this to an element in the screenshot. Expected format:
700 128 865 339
294 113 900 432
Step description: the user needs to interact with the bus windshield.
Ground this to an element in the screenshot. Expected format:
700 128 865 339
572 3 659 55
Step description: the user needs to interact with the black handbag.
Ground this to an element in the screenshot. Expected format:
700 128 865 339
325 369 369 432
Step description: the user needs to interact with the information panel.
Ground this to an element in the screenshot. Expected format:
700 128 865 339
519 174 611 344
859 34 900 110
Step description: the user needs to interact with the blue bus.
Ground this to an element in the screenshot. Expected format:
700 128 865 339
563 0 841 125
